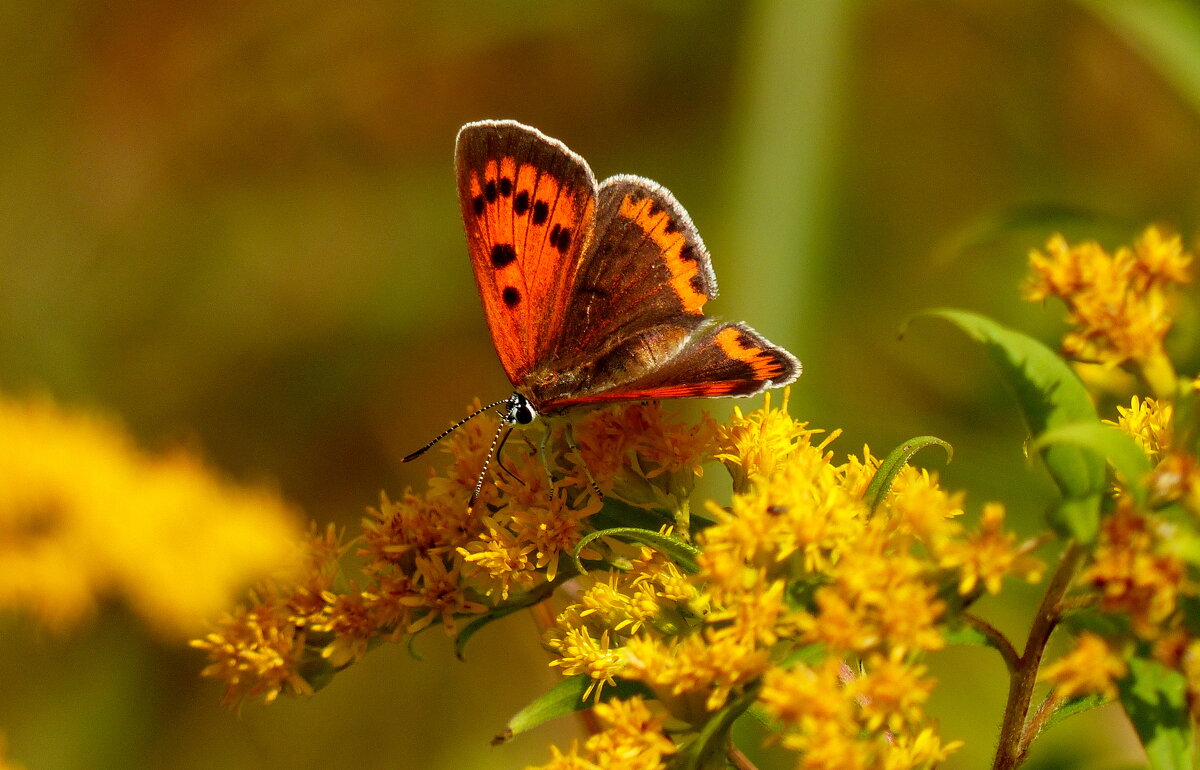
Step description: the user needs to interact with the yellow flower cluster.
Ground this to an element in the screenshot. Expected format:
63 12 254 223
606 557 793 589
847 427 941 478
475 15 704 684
535 393 1041 769
1025 229 1200 731
1038 633 1127 701
195 399 602 702
529 696 675 770
191 524 343 705
0 394 302 637
1023 227 1191 380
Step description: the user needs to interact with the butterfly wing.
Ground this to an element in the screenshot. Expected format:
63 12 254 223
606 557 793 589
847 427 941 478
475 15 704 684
455 120 598 385
549 174 718 359
544 320 800 408
528 175 798 409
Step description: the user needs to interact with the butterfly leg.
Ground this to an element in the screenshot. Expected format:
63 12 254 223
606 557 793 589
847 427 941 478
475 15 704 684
494 427 527 487
563 425 603 501
538 424 555 499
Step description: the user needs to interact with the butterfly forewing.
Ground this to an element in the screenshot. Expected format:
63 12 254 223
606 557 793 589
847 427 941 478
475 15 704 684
455 120 598 384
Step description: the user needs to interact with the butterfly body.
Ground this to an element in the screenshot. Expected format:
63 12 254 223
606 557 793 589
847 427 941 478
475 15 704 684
455 120 800 418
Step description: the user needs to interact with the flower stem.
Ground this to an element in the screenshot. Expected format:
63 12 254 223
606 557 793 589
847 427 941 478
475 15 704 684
728 744 758 770
991 540 1085 770
963 613 1019 675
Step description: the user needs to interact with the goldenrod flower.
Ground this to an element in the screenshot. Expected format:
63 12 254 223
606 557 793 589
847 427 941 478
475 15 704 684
524 743 598 770
546 626 624 702
1039 632 1127 700
881 728 964 770
1080 504 1186 639
847 651 934 733
584 697 675 768
780 718 871 770
192 525 342 706
1109 396 1173 461
0 394 302 636
700 439 864 597
714 388 829 491
799 527 945 656
759 659 856 731
622 624 770 716
1024 227 1191 393
937 503 1044 595
883 465 964 546
575 402 716 511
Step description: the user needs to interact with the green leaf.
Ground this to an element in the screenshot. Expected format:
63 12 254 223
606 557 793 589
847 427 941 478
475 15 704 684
675 684 761 770
589 497 674 532
779 642 826 668
1058 606 1131 637
909 309 1105 541
1117 656 1194 769
574 527 701 575
1040 693 1111 736
864 435 953 511
941 624 990 647
494 674 653 744
1033 423 1153 507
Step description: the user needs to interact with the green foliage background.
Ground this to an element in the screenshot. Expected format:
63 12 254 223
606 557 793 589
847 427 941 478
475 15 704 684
2 1 1199 767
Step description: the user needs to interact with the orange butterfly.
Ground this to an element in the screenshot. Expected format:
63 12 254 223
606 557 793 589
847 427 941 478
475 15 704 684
405 120 800 508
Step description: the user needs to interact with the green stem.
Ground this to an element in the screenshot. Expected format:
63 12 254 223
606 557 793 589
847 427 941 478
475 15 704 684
991 541 1086 770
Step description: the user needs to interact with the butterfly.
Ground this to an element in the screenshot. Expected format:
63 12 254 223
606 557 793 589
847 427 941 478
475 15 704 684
405 120 800 508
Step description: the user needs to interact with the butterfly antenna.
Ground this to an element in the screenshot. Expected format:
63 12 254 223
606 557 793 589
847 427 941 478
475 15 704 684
401 397 511 463
467 420 511 514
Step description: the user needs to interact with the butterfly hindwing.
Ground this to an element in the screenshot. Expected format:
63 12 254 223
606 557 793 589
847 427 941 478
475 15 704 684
546 320 799 407
455 120 598 384
550 175 718 361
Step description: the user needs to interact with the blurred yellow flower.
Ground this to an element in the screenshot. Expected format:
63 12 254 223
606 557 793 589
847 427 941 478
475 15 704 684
1080 504 1186 639
1039 632 1126 700
0 394 303 637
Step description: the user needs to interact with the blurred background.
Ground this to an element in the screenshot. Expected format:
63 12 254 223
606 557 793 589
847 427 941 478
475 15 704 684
2 0 1199 767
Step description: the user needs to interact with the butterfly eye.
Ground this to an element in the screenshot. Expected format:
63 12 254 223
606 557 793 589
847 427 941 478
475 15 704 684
507 394 537 425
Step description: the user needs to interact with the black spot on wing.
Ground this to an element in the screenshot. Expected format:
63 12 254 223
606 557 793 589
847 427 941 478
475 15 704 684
514 191 529 215
485 180 497 203
502 286 521 307
556 228 572 254
472 195 485 217
491 244 517 268
532 200 549 225
499 177 512 197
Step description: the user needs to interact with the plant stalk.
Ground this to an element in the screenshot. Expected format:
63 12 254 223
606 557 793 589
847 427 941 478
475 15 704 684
991 540 1085 770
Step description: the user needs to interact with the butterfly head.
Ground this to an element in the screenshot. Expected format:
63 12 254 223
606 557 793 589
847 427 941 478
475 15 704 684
504 392 538 425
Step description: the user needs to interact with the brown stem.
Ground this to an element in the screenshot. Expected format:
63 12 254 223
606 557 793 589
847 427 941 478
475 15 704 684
991 541 1085 770
1016 692 1061 763
963 613 1020 675
727 744 758 770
